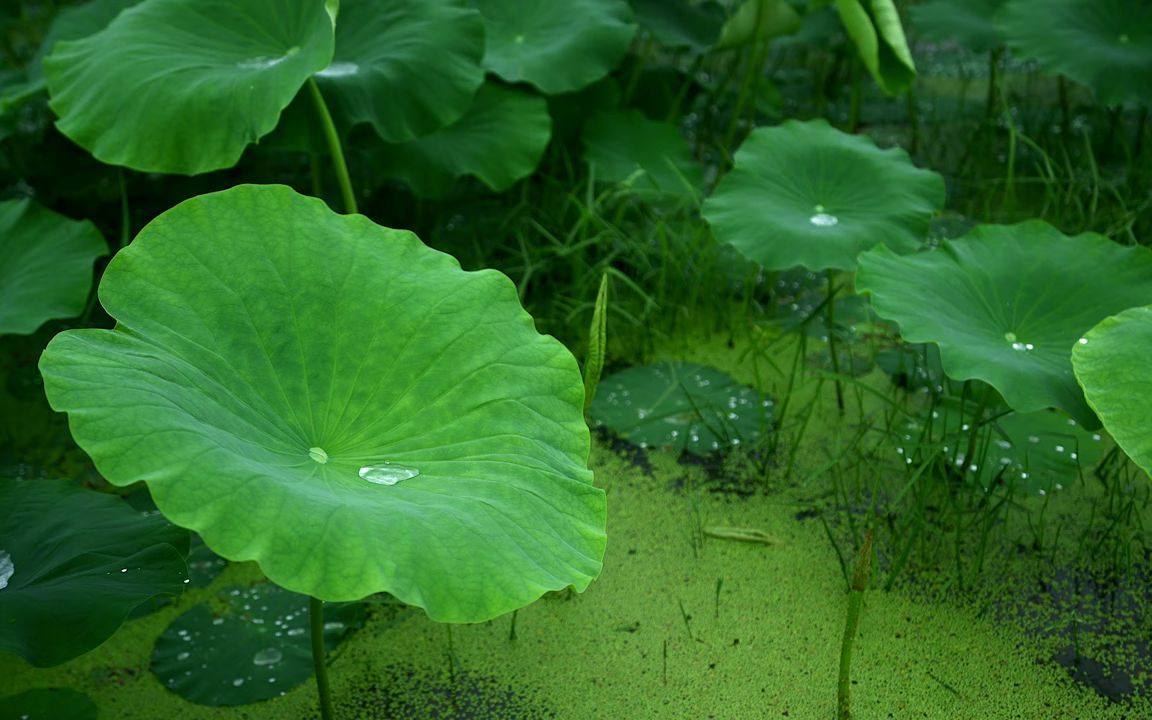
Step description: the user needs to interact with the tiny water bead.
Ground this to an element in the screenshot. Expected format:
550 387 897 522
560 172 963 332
316 61 359 78
308 447 329 464
358 463 420 486
253 647 283 666
0 549 13 590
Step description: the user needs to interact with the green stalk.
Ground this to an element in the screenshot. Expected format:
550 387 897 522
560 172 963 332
826 269 845 414
307 77 358 215
309 597 335 720
837 529 874 720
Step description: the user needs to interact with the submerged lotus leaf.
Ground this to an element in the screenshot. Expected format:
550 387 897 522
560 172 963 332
857 221 1152 428
998 0 1152 106
0 688 97 720
152 583 366 706
0 478 189 667
316 0 484 142
582 109 703 200
39 185 605 623
702 119 944 271
632 0 726 52
909 0 1004 54
834 0 916 94
589 362 774 455
370 83 551 198
0 199 106 335
473 0 637 94
44 0 334 174
1073 306 1152 479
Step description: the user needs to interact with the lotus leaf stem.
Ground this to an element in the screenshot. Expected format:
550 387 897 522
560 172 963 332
310 596 335 720
837 528 873 720
307 77 358 215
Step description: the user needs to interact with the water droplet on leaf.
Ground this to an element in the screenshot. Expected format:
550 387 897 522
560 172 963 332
253 647 283 666
308 447 329 464
809 212 839 227
0 550 13 590
358 463 420 486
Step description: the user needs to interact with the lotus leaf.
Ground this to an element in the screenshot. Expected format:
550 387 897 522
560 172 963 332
997 0 1152 106
370 83 551 198
473 0 637 94
0 198 106 335
0 688 97 720
1073 305 1152 478
44 0 335 174
857 221 1152 427
631 0 726 52
581 109 703 200
39 184 606 623
702 119 944 271
315 0 484 143
0 478 189 667
31 0 141 81
835 0 916 94
715 0 803 49
909 0 1004 54
589 362 774 455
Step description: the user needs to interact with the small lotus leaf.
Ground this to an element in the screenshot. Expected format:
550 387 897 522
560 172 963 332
39 185 605 623
473 0 637 94
909 0 1004 54
702 119 944 271
315 0 484 142
0 199 106 335
589 362 774 454
835 0 916 94
0 478 189 667
997 0 1152 106
715 0 803 49
370 83 551 198
632 0 726 52
1073 306 1152 478
152 583 365 706
0 688 97 720
581 109 703 200
44 0 334 174
857 221 1152 428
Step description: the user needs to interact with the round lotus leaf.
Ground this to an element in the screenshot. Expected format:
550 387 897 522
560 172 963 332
44 0 334 174
39 184 605 622
857 221 1152 428
370 83 551 198
1073 305 1152 479
0 688 97 720
702 119 944 272
0 478 189 667
632 0 726 52
997 0 1152 106
834 0 916 95
152 583 365 706
316 0 484 143
909 0 1004 54
0 199 106 335
716 0 803 49
30 0 141 81
473 0 637 94
582 109 703 200
589 362 775 455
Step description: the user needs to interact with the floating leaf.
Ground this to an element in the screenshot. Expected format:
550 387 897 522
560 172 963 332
909 0 1004 54
582 109 703 200
316 0 484 142
0 199 106 336
44 0 334 173
40 185 605 623
0 688 97 720
369 83 551 198
703 119 944 271
716 0 803 49
589 362 774 454
998 0 1152 107
152 583 365 706
632 0 726 52
473 0 637 94
0 478 189 667
835 0 916 94
857 221 1152 427
1073 305 1152 478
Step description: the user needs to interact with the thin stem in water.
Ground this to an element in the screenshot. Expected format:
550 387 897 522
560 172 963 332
309 596 335 720
837 529 874 720
307 77 358 215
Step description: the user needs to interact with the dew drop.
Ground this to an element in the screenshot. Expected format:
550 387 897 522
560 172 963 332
317 61 359 78
308 447 329 464
253 647 283 666
0 550 13 590
232 678 245 687
1078 337 1089 345
177 651 190 661
359 463 420 486
286 628 307 637
809 212 839 227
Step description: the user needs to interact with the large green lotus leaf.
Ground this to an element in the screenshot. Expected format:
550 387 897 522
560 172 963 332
31 0 142 81
835 0 916 95
715 0 803 49
997 0 1152 106
702 119 944 272
631 0 726 52
909 0 1004 54
44 0 334 174
581 109 703 200
370 83 551 198
472 0 637 94
857 221 1152 428
1073 306 1152 478
152 583 365 706
589 362 775 455
39 185 605 623
0 688 97 720
0 199 107 336
0 478 189 667
316 0 484 143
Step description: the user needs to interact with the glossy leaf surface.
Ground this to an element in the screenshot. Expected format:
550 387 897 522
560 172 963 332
0 688 97 720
